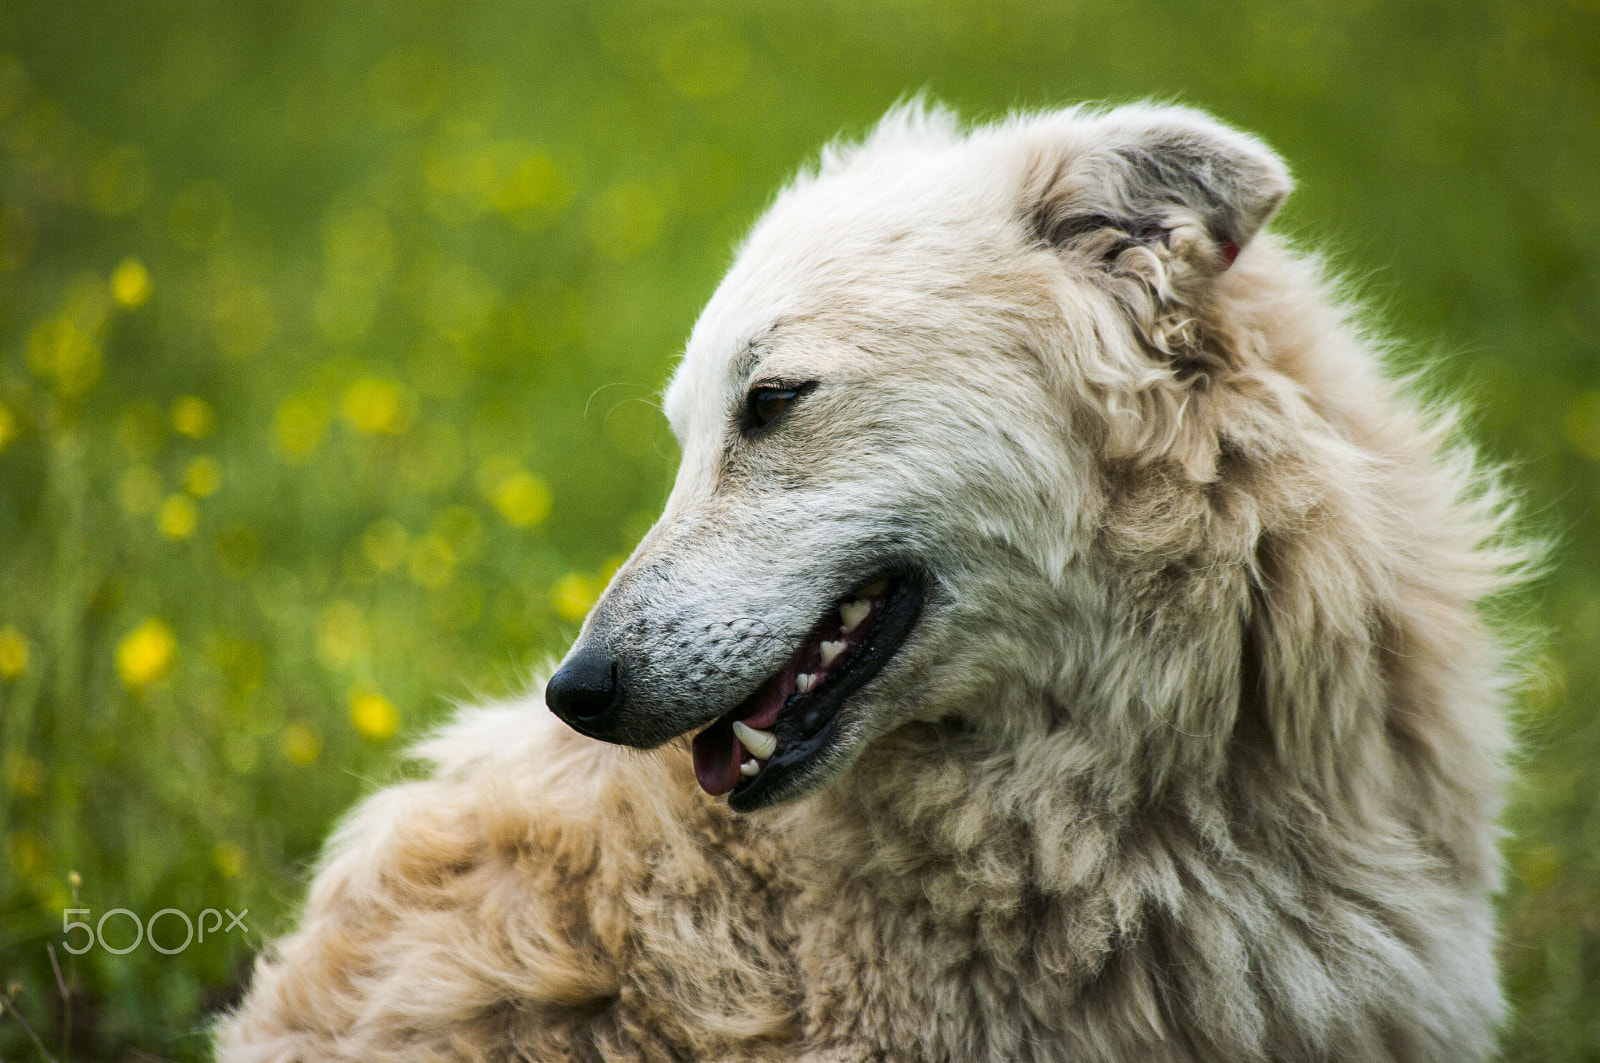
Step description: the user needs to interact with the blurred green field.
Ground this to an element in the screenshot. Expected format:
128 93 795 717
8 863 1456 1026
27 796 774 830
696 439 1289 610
0 0 1595 1058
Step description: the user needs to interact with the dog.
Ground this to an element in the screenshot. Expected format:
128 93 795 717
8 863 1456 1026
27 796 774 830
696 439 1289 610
216 101 1522 1062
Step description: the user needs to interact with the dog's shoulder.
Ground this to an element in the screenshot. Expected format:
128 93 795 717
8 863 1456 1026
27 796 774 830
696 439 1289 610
215 698 749 1060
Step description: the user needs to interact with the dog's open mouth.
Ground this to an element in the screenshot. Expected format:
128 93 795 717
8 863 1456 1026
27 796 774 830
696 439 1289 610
691 570 924 808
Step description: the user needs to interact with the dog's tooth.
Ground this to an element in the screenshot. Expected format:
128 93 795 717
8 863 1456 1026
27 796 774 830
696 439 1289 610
732 720 778 760
819 640 846 667
840 600 871 633
860 580 889 598
740 759 760 777
795 672 817 693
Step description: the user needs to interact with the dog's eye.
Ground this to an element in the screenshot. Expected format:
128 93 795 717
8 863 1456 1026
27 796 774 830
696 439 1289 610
747 386 801 429
751 388 795 424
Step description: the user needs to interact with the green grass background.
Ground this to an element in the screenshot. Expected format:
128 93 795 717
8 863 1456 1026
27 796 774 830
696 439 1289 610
0 0 1595 1058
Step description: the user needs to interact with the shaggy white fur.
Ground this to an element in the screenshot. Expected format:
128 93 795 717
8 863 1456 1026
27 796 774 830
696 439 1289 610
216 102 1525 1062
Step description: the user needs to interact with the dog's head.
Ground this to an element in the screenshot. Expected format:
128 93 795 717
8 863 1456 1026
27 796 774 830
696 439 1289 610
546 102 1291 811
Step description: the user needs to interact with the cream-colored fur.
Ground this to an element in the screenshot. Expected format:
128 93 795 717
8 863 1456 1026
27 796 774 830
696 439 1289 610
216 102 1523 1062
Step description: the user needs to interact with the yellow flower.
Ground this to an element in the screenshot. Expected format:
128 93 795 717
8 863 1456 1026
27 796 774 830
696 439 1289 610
478 456 552 528
3 750 43 796
0 404 18 453
281 722 321 765
408 533 455 587
27 314 102 396
659 18 749 99
493 469 552 528
489 152 570 218
341 377 410 435
119 465 162 515
116 618 175 688
361 518 409 572
274 393 328 461
171 395 214 438
431 505 484 559
0 626 29 679
183 455 222 497
1566 391 1600 462
110 258 151 308
10 832 46 877
551 572 597 623
158 493 198 539
212 841 244 878
349 689 400 743
315 600 369 669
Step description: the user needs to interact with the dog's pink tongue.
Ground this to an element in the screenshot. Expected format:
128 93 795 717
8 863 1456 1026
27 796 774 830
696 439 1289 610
739 669 789 730
692 720 742 796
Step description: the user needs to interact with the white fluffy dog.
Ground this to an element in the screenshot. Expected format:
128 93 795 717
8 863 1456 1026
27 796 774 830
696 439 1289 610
217 101 1521 1062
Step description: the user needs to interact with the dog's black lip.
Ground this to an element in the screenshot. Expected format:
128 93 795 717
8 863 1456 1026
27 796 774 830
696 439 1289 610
726 567 925 812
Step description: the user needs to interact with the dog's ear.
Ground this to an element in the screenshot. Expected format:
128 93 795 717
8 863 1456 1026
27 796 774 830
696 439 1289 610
1020 106 1292 480
1022 104 1292 281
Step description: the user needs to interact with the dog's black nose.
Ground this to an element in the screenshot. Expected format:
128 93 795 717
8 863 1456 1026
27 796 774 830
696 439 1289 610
545 647 622 732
